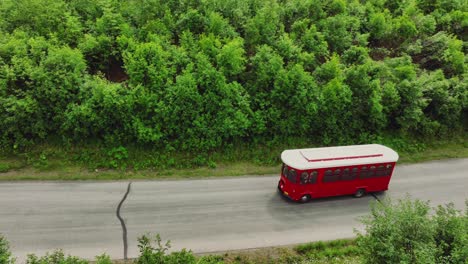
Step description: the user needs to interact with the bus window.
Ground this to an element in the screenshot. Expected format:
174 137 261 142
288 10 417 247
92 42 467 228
376 165 385 176
300 172 308 184
323 170 332 182
309 171 318 184
334 169 341 180
351 167 359 178
342 168 354 180
282 165 288 177
323 169 338 182
384 164 393 176
288 169 297 183
360 166 369 179
369 166 376 178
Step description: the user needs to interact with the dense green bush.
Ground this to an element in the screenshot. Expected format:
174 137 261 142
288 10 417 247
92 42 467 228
136 234 197 264
357 197 468 264
0 235 15 264
0 0 466 154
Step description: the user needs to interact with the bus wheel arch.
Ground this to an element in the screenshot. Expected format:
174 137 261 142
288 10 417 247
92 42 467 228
300 194 311 203
354 188 366 198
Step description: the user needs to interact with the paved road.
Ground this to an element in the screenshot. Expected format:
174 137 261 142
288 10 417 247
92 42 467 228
0 159 467 262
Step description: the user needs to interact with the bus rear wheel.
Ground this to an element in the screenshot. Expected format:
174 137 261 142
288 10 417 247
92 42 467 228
354 188 366 198
300 194 311 203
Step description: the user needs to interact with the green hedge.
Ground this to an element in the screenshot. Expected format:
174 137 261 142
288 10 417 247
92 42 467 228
0 0 466 152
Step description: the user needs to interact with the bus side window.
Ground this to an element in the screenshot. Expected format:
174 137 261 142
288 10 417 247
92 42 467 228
334 169 341 181
384 164 393 176
369 166 376 178
360 166 368 179
300 172 308 184
376 165 385 176
309 171 318 184
323 170 334 182
351 167 358 179
342 168 353 180
288 169 297 183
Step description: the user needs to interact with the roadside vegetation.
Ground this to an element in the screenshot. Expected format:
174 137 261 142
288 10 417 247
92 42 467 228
0 0 467 177
0 135 467 181
1 197 467 263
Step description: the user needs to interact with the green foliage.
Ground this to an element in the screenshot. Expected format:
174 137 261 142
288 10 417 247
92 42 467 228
0 0 466 160
94 254 112 264
61 77 137 144
107 146 128 169
319 14 360 54
123 40 171 89
0 0 83 45
271 64 318 136
136 234 197 264
0 96 46 147
216 38 246 78
0 235 14 264
433 202 468 263
357 197 468 264
24 251 113 264
26 250 88 264
196 255 224 264
0 163 9 173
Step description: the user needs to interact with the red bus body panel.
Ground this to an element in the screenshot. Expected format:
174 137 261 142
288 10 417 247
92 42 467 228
279 162 396 201
278 145 398 201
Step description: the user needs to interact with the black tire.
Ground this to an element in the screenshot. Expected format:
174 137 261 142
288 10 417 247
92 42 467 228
300 194 311 203
354 188 366 198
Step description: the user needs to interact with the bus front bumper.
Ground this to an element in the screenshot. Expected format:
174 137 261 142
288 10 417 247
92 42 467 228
278 180 298 201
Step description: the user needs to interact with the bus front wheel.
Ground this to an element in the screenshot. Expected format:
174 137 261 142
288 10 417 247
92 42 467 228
300 194 311 203
354 188 366 198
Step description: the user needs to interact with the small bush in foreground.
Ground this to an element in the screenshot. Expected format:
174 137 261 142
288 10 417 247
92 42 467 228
357 197 468 264
25 250 112 264
136 234 196 264
26 250 88 264
0 235 15 264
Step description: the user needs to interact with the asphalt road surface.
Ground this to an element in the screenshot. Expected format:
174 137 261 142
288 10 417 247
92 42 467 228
0 159 467 262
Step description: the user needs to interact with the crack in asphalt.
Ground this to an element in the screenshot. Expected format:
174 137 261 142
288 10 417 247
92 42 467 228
116 182 132 260
370 192 381 203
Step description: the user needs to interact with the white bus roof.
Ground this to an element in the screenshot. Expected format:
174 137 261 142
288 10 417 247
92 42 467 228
281 144 399 170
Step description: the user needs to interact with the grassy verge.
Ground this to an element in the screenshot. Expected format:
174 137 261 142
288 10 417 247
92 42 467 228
0 136 467 181
397 138 468 163
108 239 360 264
201 239 361 264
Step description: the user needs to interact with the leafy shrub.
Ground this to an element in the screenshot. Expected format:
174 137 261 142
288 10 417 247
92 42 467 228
196 255 225 264
0 235 15 264
94 254 112 264
0 0 466 158
26 250 88 264
0 163 10 173
357 197 468 264
433 202 468 263
107 146 128 169
136 234 197 264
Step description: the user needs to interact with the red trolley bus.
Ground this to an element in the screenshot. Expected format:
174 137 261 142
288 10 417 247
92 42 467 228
278 144 399 202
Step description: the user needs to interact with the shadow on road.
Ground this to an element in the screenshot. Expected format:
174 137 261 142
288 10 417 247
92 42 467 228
265 186 382 224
